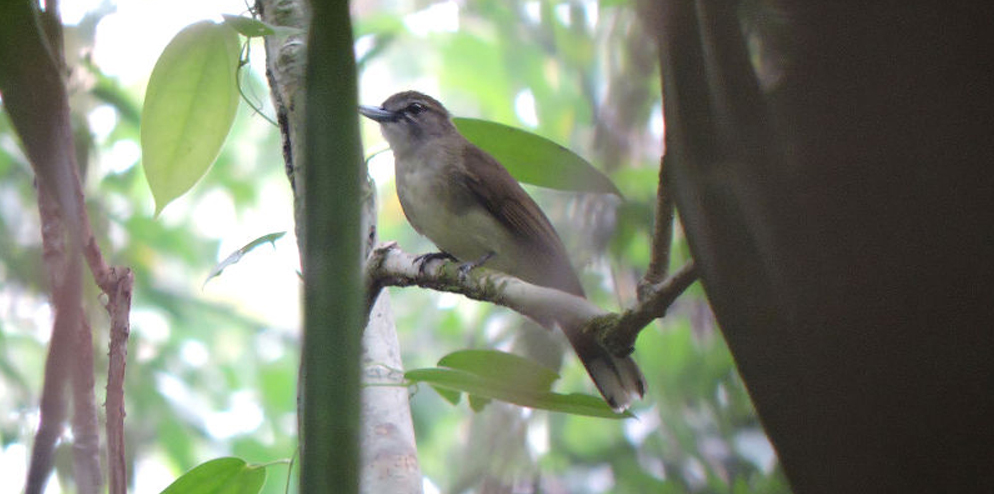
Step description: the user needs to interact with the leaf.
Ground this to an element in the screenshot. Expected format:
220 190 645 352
221 14 303 38
468 394 491 412
406 360 630 419
204 231 285 286
453 117 621 196
160 457 266 494
437 349 560 392
431 385 462 406
141 21 241 216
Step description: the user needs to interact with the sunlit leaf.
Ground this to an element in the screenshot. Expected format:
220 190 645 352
221 14 303 38
160 457 266 494
141 21 241 216
453 117 621 196
204 231 285 286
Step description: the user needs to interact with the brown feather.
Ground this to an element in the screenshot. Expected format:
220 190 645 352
459 144 585 297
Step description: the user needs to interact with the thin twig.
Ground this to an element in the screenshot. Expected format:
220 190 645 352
639 153 676 302
105 268 134 494
71 318 102 494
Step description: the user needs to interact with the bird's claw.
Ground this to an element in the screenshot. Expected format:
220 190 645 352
414 251 457 276
457 252 495 281
456 262 475 281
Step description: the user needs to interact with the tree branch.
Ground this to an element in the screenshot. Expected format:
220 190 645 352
604 261 697 357
638 154 678 301
365 244 598 327
70 317 101 494
0 1 133 492
367 244 697 362
27 186 72 492
104 268 134 494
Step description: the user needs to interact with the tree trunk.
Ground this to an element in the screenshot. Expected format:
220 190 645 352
257 1 422 492
642 2 994 493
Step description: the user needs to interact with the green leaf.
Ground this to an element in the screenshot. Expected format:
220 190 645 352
221 14 303 38
405 366 630 419
160 457 266 494
468 394 491 412
437 349 560 392
453 117 621 196
141 21 241 216
431 385 462 406
204 231 285 286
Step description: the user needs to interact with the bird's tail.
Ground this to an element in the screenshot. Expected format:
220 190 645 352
562 325 646 411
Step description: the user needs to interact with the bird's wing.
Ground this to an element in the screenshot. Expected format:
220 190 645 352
460 144 585 296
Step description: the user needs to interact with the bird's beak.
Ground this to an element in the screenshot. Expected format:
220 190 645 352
358 105 399 123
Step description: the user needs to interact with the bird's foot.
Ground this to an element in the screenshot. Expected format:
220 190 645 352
457 252 496 280
414 251 457 276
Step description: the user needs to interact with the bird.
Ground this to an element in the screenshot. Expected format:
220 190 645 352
359 90 645 410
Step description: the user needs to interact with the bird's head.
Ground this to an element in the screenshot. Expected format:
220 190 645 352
359 91 455 158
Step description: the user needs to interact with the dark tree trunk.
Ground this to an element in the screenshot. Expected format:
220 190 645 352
642 2 994 493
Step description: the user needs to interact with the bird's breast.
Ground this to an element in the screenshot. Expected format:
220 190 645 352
395 160 516 265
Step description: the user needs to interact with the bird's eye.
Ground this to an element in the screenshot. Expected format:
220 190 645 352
406 103 426 115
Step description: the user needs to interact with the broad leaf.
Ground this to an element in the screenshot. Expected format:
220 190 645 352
160 457 266 494
453 117 621 196
141 21 241 216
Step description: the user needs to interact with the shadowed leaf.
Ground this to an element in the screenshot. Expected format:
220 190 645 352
454 117 621 196
438 349 560 392
406 350 630 418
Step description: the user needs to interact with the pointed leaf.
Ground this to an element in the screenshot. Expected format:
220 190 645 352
160 457 266 494
141 21 241 216
453 117 621 196
437 349 559 392
468 394 491 412
221 14 303 38
431 385 462 406
405 367 629 418
204 231 285 286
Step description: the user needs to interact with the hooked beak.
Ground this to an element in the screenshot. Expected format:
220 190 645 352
358 105 399 123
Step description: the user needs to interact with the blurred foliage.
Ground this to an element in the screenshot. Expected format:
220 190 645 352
0 7 296 492
0 0 789 493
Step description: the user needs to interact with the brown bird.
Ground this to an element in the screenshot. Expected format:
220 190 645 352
360 91 645 410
